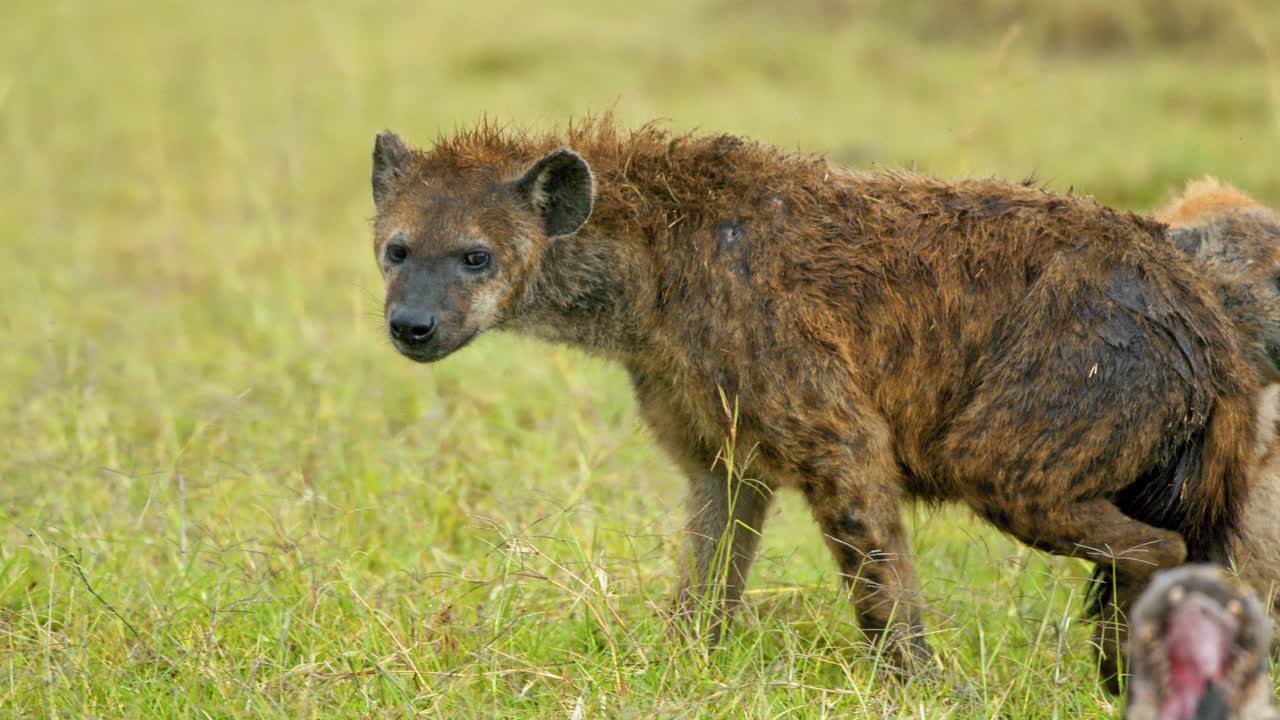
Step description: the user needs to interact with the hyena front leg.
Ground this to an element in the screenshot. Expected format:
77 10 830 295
673 466 775 643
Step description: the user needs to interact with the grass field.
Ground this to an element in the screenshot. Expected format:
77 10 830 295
4 0 1280 717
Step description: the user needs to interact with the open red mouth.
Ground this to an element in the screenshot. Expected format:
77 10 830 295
1160 594 1239 720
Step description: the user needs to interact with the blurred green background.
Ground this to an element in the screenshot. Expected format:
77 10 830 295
3 1 1279 717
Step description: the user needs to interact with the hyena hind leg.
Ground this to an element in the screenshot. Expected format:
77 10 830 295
796 426 932 674
968 495 1187 693
806 482 932 673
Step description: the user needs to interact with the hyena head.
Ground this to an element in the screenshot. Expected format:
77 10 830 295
1124 564 1272 720
1169 207 1280 382
369 130 594 362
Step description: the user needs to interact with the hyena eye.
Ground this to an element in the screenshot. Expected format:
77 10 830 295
386 243 409 264
462 251 491 270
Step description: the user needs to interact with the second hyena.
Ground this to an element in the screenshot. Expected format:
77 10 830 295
368 119 1257 684
1157 178 1280 383
1157 178 1280 647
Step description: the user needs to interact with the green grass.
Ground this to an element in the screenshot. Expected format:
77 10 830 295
3 0 1279 716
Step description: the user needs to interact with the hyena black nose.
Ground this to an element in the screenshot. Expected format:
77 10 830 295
388 310 437 345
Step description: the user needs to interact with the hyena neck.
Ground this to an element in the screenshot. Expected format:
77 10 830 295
508 230 656 359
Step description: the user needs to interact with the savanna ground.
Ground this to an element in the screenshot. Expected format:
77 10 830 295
4 0 1280 717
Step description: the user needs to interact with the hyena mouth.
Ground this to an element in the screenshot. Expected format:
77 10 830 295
1159 587 1240 720
393 329 481 364
394 346 439 363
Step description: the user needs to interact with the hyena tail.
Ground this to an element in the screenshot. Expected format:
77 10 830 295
1181 391 1254 560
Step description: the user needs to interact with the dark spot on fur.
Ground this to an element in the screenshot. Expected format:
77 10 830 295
718 220 742 250
978 195 1010 216
796 457 822 477
837 511 865 537
716 220 752 279
945 191 1018 218
816 424 844 446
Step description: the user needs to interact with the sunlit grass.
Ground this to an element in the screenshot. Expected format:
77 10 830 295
2 0 1279 716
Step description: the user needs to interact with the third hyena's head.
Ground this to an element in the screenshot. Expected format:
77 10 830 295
368 130 594 363
1169 207 1280 383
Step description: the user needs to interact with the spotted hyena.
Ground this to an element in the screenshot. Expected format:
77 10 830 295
368 119 1257 687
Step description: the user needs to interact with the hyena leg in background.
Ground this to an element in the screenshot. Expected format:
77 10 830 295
674 466 774 643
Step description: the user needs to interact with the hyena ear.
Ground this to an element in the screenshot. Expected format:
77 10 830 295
372 130 411 206
1168 226 1205 255
512 148 594 238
